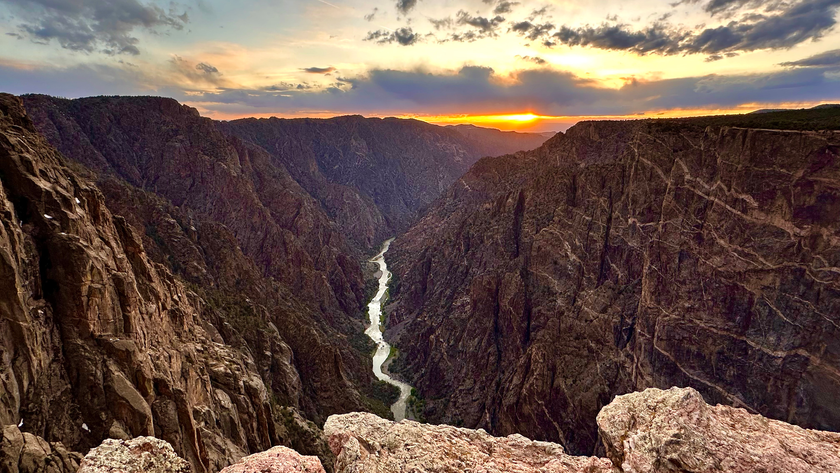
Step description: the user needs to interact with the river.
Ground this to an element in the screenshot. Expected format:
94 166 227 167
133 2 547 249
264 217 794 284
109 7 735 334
364 238 414 421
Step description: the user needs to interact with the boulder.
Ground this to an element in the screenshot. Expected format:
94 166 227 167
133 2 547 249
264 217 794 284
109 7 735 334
78 436 190 473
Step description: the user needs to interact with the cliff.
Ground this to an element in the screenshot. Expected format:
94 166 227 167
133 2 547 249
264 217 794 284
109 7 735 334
388 111 840 454
221 116 550 247
0 93 345 472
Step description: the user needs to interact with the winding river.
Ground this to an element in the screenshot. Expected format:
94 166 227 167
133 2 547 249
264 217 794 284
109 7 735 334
365 239 414 421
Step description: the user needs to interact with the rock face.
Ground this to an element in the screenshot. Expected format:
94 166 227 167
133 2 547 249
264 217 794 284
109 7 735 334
219 446 325 473
0 425 83 473
324 412 614 473
79 437 190 473
323 387 840 473
388 110 840 455
20 94 382 425
0 94 343 472
221 117 550 247
598 387 840 473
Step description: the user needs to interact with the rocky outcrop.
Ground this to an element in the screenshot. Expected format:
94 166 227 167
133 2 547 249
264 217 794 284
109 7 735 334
388 110 840 455
221 117 550 247
324 412 614 473
78 437 190 473
598 387 840 473
220 446 325 473
0 425 83 473
322 387 840 473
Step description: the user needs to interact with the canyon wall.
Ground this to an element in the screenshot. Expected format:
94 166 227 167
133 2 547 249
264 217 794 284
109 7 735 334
389 113 840 454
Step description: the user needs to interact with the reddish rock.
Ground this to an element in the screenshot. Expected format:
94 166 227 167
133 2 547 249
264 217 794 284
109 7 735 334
598 387 840 473
220 446 325 473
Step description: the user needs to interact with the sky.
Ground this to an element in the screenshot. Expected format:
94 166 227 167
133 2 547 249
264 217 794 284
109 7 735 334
0 0 839 131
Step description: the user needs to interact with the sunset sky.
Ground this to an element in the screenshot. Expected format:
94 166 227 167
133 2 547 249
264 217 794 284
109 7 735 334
1 0 839 131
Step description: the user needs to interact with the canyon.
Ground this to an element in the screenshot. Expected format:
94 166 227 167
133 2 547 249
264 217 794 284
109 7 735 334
387 109 840 456
0 92 548 472
1 90 840 472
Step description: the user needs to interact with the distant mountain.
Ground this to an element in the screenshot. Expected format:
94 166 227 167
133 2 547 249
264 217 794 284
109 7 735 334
387 107 840 455
446 124 555 154
221 117 550 248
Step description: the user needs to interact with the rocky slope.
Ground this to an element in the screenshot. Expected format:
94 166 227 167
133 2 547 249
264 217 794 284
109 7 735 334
388 110 840 455
221 117 550 247
0 93 351 472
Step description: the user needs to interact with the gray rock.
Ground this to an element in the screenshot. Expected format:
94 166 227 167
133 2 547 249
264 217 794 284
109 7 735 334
78 436 190 473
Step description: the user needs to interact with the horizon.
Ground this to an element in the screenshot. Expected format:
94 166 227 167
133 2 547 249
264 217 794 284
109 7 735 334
1 0 840 132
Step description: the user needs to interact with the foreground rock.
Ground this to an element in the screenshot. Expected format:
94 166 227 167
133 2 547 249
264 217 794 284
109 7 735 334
78 437 190 473
323 387 840 473
0 425 83 473
599 387 840 473
324 412 615 473
220 446 325 473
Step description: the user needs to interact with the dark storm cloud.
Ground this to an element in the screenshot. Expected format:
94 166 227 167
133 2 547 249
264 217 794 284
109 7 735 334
780 49 840 67
365 8 379 21
302 66 337 74
1 0 188 55
545 0 840 56
364 27 421 45
396 0 418 15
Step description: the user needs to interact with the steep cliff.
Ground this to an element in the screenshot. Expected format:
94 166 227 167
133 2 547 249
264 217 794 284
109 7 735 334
221 117 550 247
389 110 840 455
20 94 389 423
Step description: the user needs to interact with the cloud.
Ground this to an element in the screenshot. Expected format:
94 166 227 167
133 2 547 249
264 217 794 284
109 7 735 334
396 0 418 15
516 55 548 65
364 27 421 45
780 49 840 67
365 7 378 21
196 63 219 74
169 63 840 120
494 1 519 15
510 21 556 40
302 66 337 74
456 11 505 34
7 59 840 122
429 17 453 30
169 56 228 87
545 0 840 56
2 0 188 55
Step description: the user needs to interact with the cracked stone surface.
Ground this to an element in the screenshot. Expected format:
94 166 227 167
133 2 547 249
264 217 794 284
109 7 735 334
220 446 325 473
79 437 190 473
597 387 840 473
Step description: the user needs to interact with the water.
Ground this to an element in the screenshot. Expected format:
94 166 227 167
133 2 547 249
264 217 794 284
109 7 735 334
364 238 414 421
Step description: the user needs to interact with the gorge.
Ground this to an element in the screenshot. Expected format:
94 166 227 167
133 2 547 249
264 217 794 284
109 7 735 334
1 91 840 473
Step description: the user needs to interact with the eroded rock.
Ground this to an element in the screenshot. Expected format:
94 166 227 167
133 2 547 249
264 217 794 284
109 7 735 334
78 436 190 473
598 387 840 473
324 412 615 473
219 446 325 473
